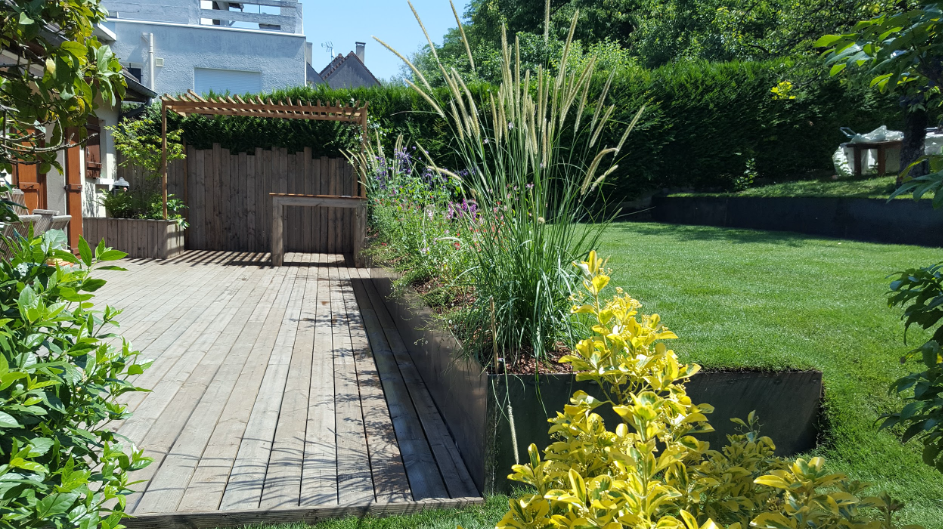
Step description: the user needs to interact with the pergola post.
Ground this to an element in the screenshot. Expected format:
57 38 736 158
160 102 168 220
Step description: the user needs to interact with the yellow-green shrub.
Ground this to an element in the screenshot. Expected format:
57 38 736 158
497 252 920 529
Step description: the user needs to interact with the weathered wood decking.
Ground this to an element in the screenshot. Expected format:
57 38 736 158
95 252 479 529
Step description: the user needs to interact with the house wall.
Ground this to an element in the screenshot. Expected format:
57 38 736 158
101 0 198 24
40 101 119 219
103 19 307 96
100 0 303 33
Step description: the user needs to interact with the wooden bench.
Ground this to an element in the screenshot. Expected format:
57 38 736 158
270 193 366 267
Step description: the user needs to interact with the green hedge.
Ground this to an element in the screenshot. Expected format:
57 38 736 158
140 59 902 197
603 60 903 192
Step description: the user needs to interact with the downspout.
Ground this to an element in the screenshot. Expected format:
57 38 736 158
148 32 156 91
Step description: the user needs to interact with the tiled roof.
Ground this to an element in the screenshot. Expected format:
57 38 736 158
318 51 380 86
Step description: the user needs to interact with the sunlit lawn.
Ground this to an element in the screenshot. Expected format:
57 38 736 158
599 222 943 528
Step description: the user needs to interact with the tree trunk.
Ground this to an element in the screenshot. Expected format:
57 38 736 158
899 107 928 184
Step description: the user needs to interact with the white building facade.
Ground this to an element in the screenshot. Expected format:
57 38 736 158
100 0 315 97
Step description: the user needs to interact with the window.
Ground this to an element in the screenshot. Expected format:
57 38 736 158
194 68 262 96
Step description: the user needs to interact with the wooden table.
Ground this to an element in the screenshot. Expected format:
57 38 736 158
846 140 903 177
270 193 366 267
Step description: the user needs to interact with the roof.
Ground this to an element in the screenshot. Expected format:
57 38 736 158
306 61 324 85
318 51 380 87
122 70 157 102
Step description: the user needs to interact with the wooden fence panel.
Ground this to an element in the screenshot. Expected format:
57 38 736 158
114 146 357 253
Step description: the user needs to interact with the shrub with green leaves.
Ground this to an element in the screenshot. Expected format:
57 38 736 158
881 263 943 473
105 118 188 226
0 231 151 529
497 252 919 529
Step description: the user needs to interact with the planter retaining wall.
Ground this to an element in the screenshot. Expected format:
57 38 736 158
83 217 185 259
650 196 943 246
370 268 823 494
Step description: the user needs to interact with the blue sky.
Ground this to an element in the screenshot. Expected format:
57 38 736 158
300 1 463 82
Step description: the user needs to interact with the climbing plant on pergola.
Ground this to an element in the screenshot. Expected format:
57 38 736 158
159 90 369 218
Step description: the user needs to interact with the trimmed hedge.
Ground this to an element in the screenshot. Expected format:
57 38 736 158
138 59 902 198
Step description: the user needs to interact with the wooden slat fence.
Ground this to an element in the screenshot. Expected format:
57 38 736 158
117 145 357 253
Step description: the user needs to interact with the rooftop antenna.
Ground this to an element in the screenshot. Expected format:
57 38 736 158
321 41 334 57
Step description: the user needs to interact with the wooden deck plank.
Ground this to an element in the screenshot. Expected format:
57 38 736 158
109 254 244 353
135 262 293 514
300 253 338 506
332 263 375 505
177 258 296 512
85 251 480 526
125 261 273 513
219 257 308 510
343 266 411 503
125 497 486 529
350 276 448 501
358 270 478 498
259 253 317 509
114 254 256 413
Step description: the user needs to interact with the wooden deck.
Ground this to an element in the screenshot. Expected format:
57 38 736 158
95 252 479 528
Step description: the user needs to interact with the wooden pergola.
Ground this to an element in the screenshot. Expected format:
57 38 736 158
159 90 369 218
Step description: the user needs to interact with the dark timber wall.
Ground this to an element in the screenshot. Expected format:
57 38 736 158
650 196 943 247
369 268 824 494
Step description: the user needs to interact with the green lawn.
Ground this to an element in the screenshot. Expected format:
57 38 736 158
669 175 934 200
598 222 943 528
225 495 510 529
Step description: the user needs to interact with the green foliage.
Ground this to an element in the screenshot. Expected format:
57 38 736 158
671 175 911 200
822 4 943 476
821 2 943 203
124 62 900 196
882 263 943 472
418 0 900 76
348 133 467 287
0 0 125 173
109 119 185 179
0 233 151 529
369 8 646 364
105 118 188 226
602 59 900 191
96 190 188 228
499 252 919 529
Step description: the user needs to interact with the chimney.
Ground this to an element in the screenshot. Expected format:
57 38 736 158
355 42 365 63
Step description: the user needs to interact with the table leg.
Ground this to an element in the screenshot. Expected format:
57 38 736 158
854 145 863 177
877 145 887 176
272 201 283 266
353 204 364 267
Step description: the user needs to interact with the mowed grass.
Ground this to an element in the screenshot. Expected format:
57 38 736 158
670 175 935 200
598 222 943 528
226 495 509 529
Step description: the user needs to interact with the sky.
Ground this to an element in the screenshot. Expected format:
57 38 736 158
299 1 462 82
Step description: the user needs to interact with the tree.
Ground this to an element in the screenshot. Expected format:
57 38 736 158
819 2 943 472
818 1 942 182
408 0 903 81
0 0 125 175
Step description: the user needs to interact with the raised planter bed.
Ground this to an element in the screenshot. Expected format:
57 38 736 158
650 196 943 247
83 217 184 259
370 268 823 494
